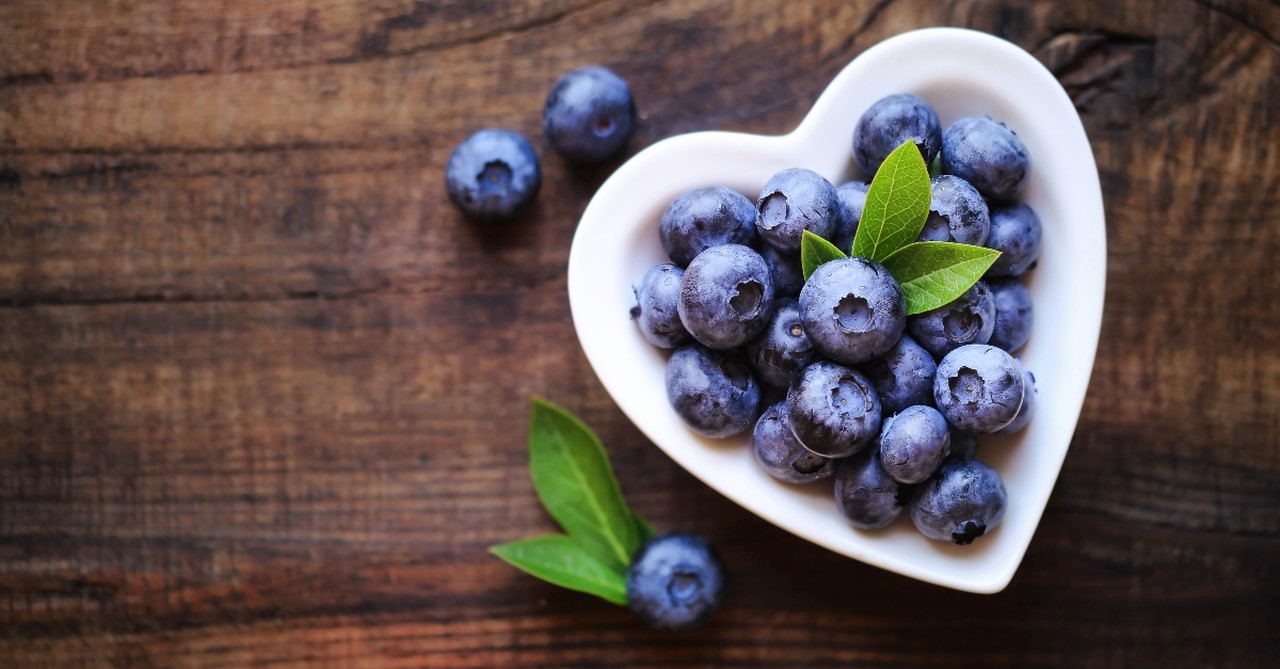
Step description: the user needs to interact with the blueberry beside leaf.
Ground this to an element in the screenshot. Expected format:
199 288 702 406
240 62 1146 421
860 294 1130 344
491 399 724 631
445 128 541 222
626 533 725 631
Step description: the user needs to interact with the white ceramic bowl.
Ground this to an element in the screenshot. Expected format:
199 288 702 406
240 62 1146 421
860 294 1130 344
567 27 1105 593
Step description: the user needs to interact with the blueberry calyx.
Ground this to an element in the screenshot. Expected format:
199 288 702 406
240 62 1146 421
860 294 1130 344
952 519 986 545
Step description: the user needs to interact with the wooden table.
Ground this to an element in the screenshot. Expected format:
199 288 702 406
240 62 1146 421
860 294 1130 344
3 1 1277 666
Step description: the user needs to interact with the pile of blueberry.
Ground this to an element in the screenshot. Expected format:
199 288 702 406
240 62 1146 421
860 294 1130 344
632 93 1042 546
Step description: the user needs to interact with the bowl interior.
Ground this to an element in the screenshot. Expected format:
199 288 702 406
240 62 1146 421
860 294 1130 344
567 27 1105 593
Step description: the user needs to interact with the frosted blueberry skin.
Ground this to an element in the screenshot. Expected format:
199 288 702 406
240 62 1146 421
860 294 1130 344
910 459 1008 545
760 244 805 299
631 263 689 349
988 278 1033 353
742 298 816 390
659 186 760 267
786 361 882 458
799 257 906 365
834 447 909 530
665 344 761 438
852 93 943 177
985 203 1043 278
677 244 776 350
755 168 840 255
858 335 937 416
997 365 1037 435
933 344 1026 434
877 405 952 485
919 175 990 245
752 402 836 484
445 128 541 222
941 116 1031 201
542 66 635 164
626 532 724 632
908 280 996 360
832 180 870 253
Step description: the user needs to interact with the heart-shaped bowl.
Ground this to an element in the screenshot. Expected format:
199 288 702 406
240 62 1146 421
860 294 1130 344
567 27 1105 593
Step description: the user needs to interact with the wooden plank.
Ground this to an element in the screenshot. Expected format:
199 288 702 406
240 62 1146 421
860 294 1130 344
2 0 1279 666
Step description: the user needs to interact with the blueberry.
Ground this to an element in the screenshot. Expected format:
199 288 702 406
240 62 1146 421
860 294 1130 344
756 168 840 255
933 344 1025 434
907 280 996 360
877 405 951 484
445 128 541 222
678 244 775 349
997 365 1037 435
626 532 725 631
666 344 761 438
799 257 906 365
752 402 836 484
742 298 816 389
834 448 909 530
631 263 689 348
659 186 760 267
832 180 869 252
910 459 1007 545
859 334 937 416
988 278 1033 353
918 175 990 245
760 243 805 299
945 430 979 462
941 116 1030 201
543 66 635 164
787 361 882 458
853 93 942 176
985 203 1042 278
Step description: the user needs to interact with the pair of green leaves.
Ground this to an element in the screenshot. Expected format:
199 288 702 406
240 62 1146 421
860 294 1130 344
489 398 652 606
800 141 1001 315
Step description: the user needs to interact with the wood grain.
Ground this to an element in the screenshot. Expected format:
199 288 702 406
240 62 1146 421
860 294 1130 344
2 0 1279 666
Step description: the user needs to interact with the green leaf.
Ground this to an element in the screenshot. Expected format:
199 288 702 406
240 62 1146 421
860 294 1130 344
800 229 849 279
528 397 641 572
928 153 943 177
851 140 932 262
491 535 628 606
880 241 1002 315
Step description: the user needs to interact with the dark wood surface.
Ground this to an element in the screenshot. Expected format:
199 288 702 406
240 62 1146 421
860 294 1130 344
2 1 1278 666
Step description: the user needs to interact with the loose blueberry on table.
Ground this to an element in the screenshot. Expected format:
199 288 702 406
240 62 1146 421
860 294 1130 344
543 66 636 164
445 128 541 222
627 533 725 631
